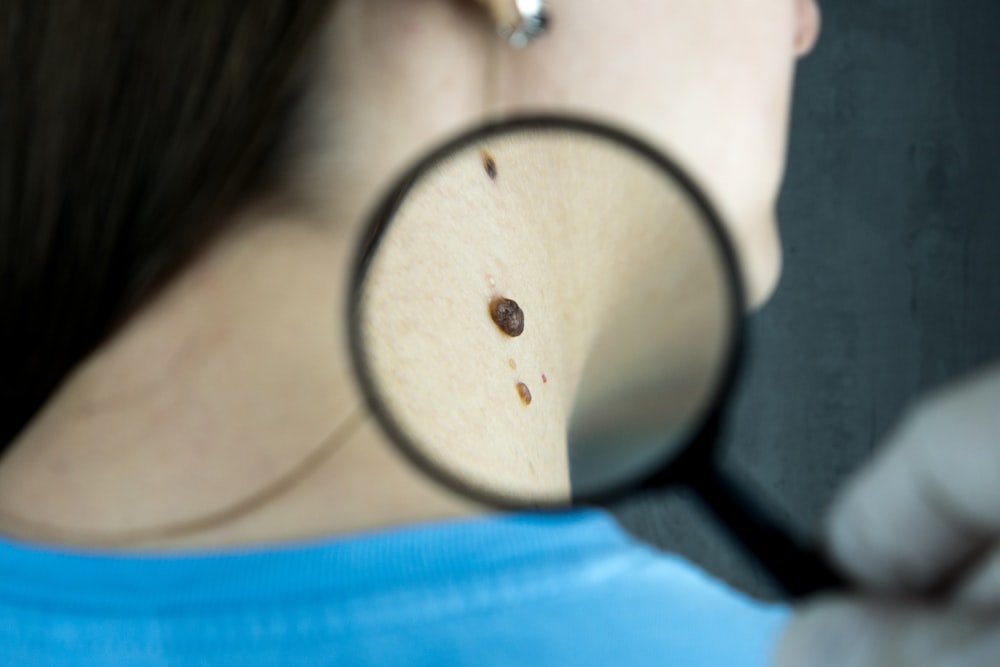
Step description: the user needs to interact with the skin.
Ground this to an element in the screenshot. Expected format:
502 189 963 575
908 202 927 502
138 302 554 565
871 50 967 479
0 0 820 548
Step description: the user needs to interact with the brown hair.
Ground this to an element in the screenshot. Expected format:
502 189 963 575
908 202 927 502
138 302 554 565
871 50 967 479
0 1 333 446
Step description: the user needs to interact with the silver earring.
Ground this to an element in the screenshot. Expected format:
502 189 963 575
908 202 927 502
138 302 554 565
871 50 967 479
500 0 550 48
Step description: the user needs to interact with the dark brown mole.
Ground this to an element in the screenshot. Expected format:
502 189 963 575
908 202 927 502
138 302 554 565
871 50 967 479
489 296 524 337
516 382 532 406
481 149 497 180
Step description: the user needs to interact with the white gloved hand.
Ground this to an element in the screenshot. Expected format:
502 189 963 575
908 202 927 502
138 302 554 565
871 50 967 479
774 363 1000 666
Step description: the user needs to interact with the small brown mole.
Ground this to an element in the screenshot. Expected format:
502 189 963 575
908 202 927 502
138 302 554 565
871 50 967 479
541 373 548 384
516 382 532 406
508 358 517 370
489 296 524 337
481 149 497 180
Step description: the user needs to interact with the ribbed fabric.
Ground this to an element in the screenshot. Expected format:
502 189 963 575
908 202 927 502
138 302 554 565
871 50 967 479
0 509 788 666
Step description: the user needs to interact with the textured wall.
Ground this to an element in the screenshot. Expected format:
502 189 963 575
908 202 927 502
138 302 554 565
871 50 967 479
611 0 1000 599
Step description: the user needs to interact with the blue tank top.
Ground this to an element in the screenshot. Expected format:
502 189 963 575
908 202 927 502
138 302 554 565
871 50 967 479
0 509 788 666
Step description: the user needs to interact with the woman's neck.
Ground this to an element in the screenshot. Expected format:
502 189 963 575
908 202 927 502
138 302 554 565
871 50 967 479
0 216 484 548
0 129 724 549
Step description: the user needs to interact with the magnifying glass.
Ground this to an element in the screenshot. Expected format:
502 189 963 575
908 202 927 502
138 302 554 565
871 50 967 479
349 116 843 597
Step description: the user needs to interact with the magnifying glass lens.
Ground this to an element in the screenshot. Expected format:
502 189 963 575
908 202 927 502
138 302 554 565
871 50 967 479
351 119 741 506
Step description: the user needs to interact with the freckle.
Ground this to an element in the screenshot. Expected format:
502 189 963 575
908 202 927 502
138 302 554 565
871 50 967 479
481 149 497 180
541 374 547 384
516 382 532 406
489 296 524 337
508 358 517 370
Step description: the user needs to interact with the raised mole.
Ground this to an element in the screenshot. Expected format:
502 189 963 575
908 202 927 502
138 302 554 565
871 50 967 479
489 296 524 337
516 382 532 406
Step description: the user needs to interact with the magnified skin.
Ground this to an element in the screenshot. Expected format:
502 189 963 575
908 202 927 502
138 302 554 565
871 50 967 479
358 125 733 503
489 296 524 337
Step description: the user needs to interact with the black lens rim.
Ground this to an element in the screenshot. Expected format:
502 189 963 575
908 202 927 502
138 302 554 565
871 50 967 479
347 114 747 509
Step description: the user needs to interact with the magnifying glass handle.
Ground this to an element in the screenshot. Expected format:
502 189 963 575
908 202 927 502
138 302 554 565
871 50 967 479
686 463 846 598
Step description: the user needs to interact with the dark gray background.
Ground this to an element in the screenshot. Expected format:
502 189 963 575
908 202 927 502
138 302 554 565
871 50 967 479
610 0 1000 599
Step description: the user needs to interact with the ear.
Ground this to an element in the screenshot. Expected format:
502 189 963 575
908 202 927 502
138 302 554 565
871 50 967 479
472 0 520 35
795 0 822 56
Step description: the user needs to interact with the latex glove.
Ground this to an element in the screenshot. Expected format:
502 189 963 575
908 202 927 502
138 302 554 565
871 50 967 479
775 363 1000 666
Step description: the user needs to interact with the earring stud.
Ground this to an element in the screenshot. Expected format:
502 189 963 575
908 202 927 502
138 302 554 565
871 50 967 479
500 0 550 48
